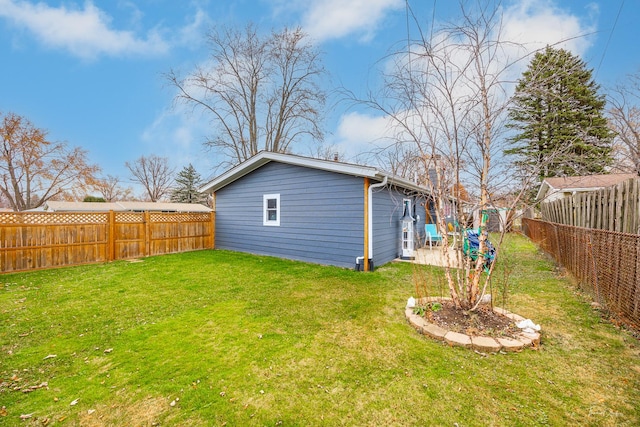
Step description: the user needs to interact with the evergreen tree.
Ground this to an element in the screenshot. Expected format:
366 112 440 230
83 196 106 202
506 46 613 194
171 164 207 205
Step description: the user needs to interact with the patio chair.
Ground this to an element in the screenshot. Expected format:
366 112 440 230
424 224 443 249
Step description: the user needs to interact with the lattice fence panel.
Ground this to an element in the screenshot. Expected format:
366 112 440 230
115 212 144 223
149 212 212 223
0 210 214 272
0 211 108 225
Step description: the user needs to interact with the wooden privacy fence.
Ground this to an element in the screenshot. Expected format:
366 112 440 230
540 178 640 234
0 210 215 273
522 218 640 332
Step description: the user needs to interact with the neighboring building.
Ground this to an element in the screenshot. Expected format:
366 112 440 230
199 151 433 270
42 201 212 213
536 173 637 203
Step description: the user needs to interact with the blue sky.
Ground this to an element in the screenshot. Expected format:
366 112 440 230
0 0 637 196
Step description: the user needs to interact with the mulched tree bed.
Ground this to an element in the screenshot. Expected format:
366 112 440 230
424 300 522 339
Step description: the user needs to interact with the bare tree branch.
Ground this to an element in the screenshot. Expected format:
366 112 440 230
94 174 134 202
0 112 100 211
349 1 542 310
167 24 326 168
608 71 640 175
125 155 175 202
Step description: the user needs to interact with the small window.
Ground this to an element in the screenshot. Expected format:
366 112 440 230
263 194 280 226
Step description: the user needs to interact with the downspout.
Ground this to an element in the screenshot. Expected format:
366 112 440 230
366 176 387 271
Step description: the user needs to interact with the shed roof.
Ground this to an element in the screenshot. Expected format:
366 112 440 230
44 201 212 212
536 173 638 201
117 202 211 212
200 151 429 194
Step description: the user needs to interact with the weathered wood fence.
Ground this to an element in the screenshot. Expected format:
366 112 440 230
522 218 640 332
540 178 640 234
0 211 215 273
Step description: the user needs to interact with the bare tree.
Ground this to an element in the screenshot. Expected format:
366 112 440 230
94 174 134 202
608 70 640 175
308 142 345 162
125 155 175 202
0 112 100 211
353 2 541 310
167 24 326 167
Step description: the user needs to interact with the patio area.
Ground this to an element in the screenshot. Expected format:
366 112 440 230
402 246 463 267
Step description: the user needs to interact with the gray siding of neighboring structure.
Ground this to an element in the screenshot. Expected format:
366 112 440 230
215 162 365 268
414 195 429 244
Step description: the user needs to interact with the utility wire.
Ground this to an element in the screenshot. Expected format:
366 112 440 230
595 0 624 79
430 0 436 44
405 0 411 61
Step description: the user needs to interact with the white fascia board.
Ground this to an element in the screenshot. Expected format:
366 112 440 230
199 151 379 193
384 174 430 194
270 152 379 178
564 186 604 193
538 184 608 203
199 155 269 193
535 181 551 202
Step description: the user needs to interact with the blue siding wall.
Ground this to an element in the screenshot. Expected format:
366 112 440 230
215 162 365 268
371 189 426 265
371 187 404 265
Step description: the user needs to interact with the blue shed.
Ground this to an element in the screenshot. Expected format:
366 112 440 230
200 152 433 270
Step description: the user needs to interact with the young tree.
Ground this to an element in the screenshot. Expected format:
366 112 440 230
506 46 613 194
354 1 540 310
0 112 100 211
167 24 327 167
607 70 640 175
171 164 207 204
83 196 106 202
125 155 175 202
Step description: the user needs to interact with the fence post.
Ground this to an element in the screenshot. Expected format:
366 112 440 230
108 210 116 261
210 211 215 249
177 213 182 253
634 179 640 234
144 211 151 257
615 184 623 232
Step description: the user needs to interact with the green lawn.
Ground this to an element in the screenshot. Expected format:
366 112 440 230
1 234 639 426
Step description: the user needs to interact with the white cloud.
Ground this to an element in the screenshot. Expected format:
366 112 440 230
140 106 219 180
502 0 595 60
333 0 598 156
301 0 403 43
332 111 396 156
0 0 208 59
176 9 211 47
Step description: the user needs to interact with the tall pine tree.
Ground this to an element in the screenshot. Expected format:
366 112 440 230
171 164 208 205
506 46 613 195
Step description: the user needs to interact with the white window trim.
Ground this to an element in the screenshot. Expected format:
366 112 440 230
263 194 280 226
